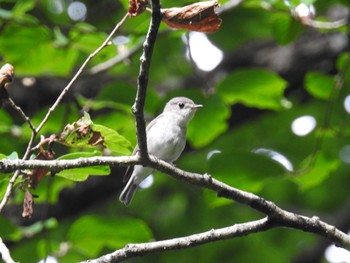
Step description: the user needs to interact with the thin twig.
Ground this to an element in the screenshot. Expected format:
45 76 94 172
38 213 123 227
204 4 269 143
6 97 35 132
132 0 162 160
35 12 130 134
89 40 144 74
302 18 347 30
0 132 36 213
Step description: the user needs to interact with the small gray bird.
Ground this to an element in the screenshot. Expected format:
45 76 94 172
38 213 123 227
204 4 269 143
119 97 202 206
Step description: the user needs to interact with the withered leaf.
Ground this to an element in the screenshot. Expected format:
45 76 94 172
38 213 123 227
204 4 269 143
58 112 104 147
0 64 14 107
22 190 34 219
162 0 222 32
89 131 104 146
29 144 55 189
129 0 148 17
0 63 14 90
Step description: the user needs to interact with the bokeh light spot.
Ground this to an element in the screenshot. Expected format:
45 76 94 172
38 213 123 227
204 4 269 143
254 148 293 171
67 1 87 21
291 115 316 136
325 243 350 263
344 95 350 113
186 32 223 72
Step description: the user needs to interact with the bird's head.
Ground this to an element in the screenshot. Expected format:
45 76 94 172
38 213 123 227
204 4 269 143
164 96 202 125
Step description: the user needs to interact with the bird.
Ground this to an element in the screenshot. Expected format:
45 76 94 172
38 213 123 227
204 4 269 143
119 96 203 206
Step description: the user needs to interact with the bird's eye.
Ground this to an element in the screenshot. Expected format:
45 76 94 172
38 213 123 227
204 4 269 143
178 103 185 109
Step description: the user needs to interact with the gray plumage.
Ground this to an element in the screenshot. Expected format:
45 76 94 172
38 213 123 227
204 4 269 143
119 97 202 205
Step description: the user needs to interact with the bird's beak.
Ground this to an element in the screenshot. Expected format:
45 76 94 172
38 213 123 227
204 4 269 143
191 104 203 110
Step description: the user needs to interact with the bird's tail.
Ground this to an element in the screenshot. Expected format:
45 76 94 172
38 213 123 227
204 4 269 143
119 181 138 206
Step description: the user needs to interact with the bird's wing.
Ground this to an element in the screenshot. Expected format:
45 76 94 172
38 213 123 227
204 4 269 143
123 146 139 182
145 113 164 133
123 113 165 182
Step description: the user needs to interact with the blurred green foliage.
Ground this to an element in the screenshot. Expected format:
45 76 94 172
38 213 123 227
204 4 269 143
0 0 350 262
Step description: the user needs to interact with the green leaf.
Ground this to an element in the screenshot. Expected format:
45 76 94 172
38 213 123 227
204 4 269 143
218 69 288 110
337 52 350 83
7 152 19 160
0 25 78 76
188 95 230 148
57 152 110 181
0 110 13 133
13 0 35 16
304 71 334 99
35 176 75 204
0 216 22 241
57 112 131 155
208 149 286 193
67 215 153 257
92 124 132 155
271 14 304 45
211 7 273 50
293 153 340 191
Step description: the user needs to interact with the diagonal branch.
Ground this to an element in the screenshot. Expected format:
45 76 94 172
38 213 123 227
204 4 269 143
89 40 144 74
35 12 130 134
0 237 17 263
5 97 35 132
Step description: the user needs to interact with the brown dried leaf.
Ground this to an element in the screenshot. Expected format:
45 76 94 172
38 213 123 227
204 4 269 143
0 64 14 90
29 143 55 189
89 131 104 146
58 112 107 148
129 0 148 17
162 0 222 32
22 190 33 219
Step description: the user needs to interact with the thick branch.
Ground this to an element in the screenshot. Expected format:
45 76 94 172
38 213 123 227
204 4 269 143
81 217 272 263
132 0 162 159
1 155 350 250
0 156 139 173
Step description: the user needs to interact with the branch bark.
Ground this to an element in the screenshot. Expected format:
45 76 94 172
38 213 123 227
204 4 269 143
1 155 350 252
81 217 272 263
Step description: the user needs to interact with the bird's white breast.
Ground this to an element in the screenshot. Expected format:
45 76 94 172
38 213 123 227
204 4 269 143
146 112 187 163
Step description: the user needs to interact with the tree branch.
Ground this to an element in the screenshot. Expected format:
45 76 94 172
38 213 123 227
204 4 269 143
0 156 139 172
5 97 35 132
132 0 162 160
81 217 272 263
1 155 350 251
0 238 17 263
